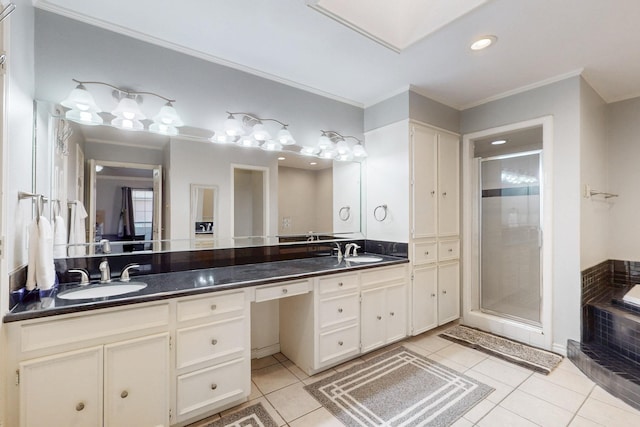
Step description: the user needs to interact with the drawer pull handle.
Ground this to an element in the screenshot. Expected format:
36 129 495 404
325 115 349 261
338 282 343 287
282 288 288 294
377 315 382 320
338 308 343 313
211 339 218 345
76 402 85 412
211 383 218 390
390 312 395 316
121 390 128 399
338 341 344 346
210 304 217 311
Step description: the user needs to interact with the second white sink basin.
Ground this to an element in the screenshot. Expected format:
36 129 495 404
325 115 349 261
345 256 383 263
57 282 147 300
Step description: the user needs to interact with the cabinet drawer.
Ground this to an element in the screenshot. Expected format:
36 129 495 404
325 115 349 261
318 324 360 366
317 273 359 296
176 357 246 419
413 242 437 265
318 293 359 330
438 239 460 261
20 303 169 353
254 280 310 302
177 291 245 324
360 265 407 289
176 316 245 370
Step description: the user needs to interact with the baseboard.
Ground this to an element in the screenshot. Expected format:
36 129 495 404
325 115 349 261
553 342 567 356
251 343 281 359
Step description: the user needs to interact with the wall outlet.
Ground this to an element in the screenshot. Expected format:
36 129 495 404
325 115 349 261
282 217 291 229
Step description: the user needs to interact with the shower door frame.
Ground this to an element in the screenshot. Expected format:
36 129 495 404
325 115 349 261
462 116 554 351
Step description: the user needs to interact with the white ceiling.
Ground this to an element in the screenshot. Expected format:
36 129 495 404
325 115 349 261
34 0 640 109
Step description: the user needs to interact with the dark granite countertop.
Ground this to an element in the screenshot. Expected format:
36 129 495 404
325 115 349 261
4 254 408 323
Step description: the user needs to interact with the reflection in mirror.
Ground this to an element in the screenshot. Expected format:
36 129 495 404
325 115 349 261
191 184 218 249
36 101 364 258
232 165 268 246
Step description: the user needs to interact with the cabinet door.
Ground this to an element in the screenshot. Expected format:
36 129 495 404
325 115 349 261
412 266 438 334
438 262 460 325
385 283 407 343
20 347 103 427
438 132 460 237
104 333 170 427
412 125 438 239
361 287 387 353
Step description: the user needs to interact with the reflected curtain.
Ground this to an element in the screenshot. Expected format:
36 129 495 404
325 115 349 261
119 187 135 239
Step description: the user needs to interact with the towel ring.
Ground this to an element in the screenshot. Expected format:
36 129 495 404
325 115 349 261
374 204 388 222
339 206 351 221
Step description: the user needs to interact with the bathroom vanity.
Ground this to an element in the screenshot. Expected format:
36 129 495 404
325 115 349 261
4 255 408 427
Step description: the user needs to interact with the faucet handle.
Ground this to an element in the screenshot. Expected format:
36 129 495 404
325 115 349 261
120 263 140 282
351 244 361 257
68 269 90 286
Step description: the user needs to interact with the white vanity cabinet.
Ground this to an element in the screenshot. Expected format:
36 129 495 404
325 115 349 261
8 303 171 427
360 266 408 353
174 290 250 424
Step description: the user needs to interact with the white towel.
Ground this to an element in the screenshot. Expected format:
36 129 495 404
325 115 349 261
53 215 67 258
68 201 88 257
26 217 56 291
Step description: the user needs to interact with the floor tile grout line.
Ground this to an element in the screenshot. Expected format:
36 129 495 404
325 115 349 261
471 368 536 426
566 384 597 426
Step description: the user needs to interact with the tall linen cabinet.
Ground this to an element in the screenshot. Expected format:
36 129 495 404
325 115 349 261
365 120 460 336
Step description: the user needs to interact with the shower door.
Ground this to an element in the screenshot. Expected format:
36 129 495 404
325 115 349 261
480 151 542 325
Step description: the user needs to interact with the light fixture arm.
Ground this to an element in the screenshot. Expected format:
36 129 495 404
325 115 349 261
227 111 289 128
320 130 362 144
72 79 176 104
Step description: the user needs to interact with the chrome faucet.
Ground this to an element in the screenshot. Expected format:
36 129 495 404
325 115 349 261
345 243 361 258
120 263 140 282
333 242 343 262
99 259 111 283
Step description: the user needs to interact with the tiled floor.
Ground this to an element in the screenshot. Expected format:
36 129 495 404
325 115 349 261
189 326 640 427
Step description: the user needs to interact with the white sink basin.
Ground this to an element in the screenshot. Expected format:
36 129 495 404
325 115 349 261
345 256 383 263
57 282 147 300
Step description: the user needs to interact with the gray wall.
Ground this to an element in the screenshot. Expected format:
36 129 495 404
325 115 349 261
461 76 582 352
33 10 364 150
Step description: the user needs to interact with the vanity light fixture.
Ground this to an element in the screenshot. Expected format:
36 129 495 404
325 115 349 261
220 112 296 152
470 35 497 51
315 130 367 161
60 79 183 135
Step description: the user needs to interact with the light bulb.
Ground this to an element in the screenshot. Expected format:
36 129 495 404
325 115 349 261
153 103 184 127
252 123 271 141
261 140 283 151
317 135 332 150
277 127 295 145
112 97 145 121
352 144 367 158
300 146 320 156
224 115 244 136
61 84 101 113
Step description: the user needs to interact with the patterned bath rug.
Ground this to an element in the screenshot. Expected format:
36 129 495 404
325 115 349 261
305 346 494 427
439 325 563 375
203 402 278 427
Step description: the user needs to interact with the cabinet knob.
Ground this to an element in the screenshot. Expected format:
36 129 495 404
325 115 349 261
76 402 85 412
211 339 218 345
442 192 447 197
121 390 129 399
282 288 288 294
338 308 343 313
430 190 435 196
390 312 395 316
210 304 217 311
443 290 447 294
338 282 343 287
425 251 429 255
338 341 344 346
377 315 382 320
211 383 218 390
431 293 436 297
448 248 453 252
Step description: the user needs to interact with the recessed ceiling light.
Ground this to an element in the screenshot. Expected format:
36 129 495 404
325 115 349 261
491 139 507 145
470 35 497 51
277 156 286 161
310 162 317 166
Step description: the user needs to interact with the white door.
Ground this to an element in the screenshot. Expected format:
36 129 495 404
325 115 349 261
412 265 438 334
438 133 460 237
104 333 170 427
385 283 407 342
412 125 438 239
438 262 460 324
360 287 387 352
20 347 103 427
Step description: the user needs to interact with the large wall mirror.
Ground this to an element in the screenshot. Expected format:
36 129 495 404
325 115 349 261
34 101 363 258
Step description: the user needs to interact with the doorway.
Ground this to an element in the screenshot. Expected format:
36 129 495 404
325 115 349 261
462 117 553 350
231 165 269 244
